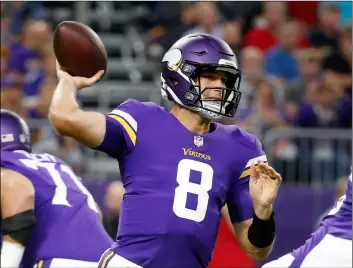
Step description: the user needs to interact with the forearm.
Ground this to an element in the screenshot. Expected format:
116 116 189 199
234 205 275 260
247 205 275 259
49 79 80 135
49 79 105 148
239 233 274 260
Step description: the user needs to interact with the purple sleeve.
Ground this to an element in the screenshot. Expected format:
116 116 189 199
92 99 141 158
227 176 253 223
227 137 267 223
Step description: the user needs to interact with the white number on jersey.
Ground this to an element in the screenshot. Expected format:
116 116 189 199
173 159 213 222
20 159 98 213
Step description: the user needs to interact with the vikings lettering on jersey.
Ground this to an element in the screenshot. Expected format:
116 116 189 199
0 151 113 267
94 99 267 268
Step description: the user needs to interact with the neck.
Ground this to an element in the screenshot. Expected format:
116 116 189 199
170 104 211 134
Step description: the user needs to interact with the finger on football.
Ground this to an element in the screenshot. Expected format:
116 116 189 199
92 70 104 82
85 70 104 86
56 60 63 70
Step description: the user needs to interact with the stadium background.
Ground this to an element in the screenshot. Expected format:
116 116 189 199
1 1 352 267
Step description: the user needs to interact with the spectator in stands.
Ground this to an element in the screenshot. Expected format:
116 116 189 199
321 49 352 130
182 2 224 39
308 3 340 53
222 21 242 57
323 1 352 28
294 83 339 128
244 2 288 53
244 2 309 53
7 2 45 40
103 181 125 239
285 48 324 106
216 2 262 34
2 20 50 118
148 3 198 59
256 79 289 129
288 1 319 28
236 79 288 133
265 19 302 84
1 3 12 53
322 25 352 94
238 46 265 109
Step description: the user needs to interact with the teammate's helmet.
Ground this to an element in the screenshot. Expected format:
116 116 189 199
1 109 32 152
161 34 242 120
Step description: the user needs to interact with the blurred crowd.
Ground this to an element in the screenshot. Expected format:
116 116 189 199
1 1 352 180
1 2 83 172
148 1 352 131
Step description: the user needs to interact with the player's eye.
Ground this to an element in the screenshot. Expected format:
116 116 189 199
221 77 228 84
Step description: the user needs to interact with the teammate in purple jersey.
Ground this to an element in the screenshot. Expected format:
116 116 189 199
49 34 283 268
263 171 352 268
0 109 113 268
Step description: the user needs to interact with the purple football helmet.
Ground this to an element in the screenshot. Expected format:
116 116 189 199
161 34 242 120
1 109 31 152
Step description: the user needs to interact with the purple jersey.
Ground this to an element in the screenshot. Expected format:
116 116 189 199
0 151 113 267
321 172 352 240
94 99 266 268
290 172 352 267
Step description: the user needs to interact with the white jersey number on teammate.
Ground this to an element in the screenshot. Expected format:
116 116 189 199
20 158 98 213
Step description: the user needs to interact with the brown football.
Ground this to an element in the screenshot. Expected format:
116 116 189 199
53 21 107 78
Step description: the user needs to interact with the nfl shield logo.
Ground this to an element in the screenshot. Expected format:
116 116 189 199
194 135 203 147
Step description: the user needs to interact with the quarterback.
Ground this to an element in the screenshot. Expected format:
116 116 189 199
49 34 282 268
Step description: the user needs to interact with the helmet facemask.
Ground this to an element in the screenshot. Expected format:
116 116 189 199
184 63 242 121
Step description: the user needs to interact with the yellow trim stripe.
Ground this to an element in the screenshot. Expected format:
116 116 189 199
240 168 251 179
239 166 260 179
108 114 136 145
101 251 115 268
37 260 43 268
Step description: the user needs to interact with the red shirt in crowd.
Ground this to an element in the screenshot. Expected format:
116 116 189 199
208 218 256 268
244 27 309 53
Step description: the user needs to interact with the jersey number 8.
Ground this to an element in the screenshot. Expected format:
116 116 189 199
173 159 213 222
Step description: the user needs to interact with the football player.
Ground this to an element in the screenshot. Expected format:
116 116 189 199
262 170 352 267
0 109 113 268
49 34 282 268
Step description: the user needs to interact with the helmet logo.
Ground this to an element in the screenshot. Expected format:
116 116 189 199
162 49 182 71
1 134 14 143
194 135 204 147
185 92 195 101
182 64 192 74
